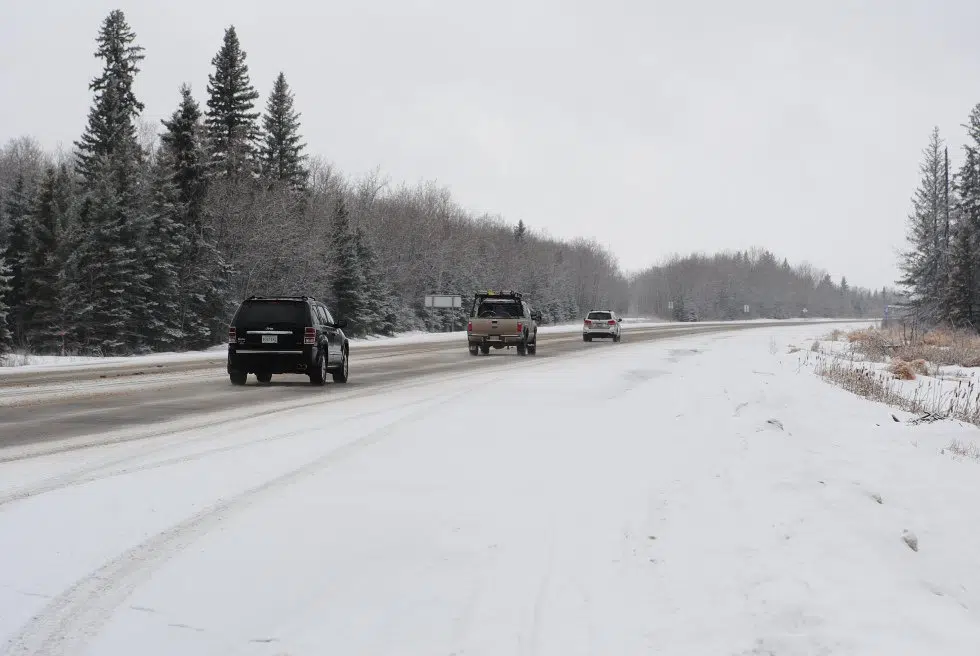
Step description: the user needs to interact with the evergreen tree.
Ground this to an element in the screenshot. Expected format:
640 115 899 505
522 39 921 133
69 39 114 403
898 127 947 319
75 159 141 353
71 10 147 353
74 10 145 185
132 159 183 350
329 198 367 333
949 105 980 327
161 85 209 226
1 174 30 340
840 276 849 295
354 226 398 335
260 72 307 189
0 258 12 357
22 167 67 351
946 218 976 327
161 84 227 348
206 26 261 179
514 219 527 242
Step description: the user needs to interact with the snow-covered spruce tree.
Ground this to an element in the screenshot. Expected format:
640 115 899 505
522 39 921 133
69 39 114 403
898 127 948 320
329 197 367 334
22 167 67 352
161 84 228 349
71 10 147 354
0 258 12 357
354 226 399 335
206 26 262 180
261 72 308 190
945 216 976 327
133 157 184 351
948 105 980 328
2 174 31 342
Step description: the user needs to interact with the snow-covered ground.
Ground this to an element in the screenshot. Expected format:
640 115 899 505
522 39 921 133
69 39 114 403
802 330 980 426
3 321 976 655
0 317 846 375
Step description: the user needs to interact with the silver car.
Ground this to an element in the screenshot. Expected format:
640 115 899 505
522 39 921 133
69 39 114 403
583 310 622 342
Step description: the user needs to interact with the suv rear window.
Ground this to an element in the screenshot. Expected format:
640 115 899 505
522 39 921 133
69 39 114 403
588 311 612 320
475 300 523 318
235 300 308 328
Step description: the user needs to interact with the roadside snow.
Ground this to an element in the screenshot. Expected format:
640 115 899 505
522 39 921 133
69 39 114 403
4 321 973 655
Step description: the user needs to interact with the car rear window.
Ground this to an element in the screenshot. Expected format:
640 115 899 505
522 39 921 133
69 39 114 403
475 300 523 318
588 312 612 320
236 301 308 328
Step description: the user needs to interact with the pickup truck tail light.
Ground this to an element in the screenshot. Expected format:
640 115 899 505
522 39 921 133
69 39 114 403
304 327 316 345
228 327 236 344
467 321 473 332
517 322 523 333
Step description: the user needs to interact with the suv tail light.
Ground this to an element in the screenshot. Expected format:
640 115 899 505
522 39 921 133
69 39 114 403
517 322 523 334
467 321 473 332
228 327 236 344
585 319 592 327
608 320 616 325
304 327 316 345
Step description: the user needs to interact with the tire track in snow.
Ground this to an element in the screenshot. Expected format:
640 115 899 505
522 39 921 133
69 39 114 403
0 376 497 656
0 392 440 509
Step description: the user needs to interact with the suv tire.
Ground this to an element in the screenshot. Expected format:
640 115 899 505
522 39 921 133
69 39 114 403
230 369 247 386
256 371 272 384
332 347 349 383
309 348 328 386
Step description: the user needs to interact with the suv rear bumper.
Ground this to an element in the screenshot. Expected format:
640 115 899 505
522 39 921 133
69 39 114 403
228 346 315 374
584 330 617 338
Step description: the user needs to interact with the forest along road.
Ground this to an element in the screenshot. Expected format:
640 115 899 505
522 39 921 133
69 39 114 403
0 321 850 450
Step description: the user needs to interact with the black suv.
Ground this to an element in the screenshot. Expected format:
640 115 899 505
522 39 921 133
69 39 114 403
227 296 350 386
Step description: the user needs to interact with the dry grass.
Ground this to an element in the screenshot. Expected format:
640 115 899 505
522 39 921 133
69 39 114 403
947 440 980 462
824 329 844 342
847 326 980 368
889 358 930 379
814 353 980 426
847 328 894 362
889 360 918 380
922 329 956 347
810 340 821 352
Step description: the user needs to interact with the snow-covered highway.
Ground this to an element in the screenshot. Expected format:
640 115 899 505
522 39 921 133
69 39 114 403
3 320 980 656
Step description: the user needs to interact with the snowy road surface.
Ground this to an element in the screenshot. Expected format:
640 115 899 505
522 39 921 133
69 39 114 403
3 321 980 655
2 321 826 451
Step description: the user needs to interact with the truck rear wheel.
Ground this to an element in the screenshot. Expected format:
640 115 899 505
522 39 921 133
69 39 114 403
480 345 490 355
469 345 479 356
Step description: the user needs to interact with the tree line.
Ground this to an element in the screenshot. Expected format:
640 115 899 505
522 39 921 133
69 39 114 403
630 249 888 321
0 10 883 358
898 112 980 328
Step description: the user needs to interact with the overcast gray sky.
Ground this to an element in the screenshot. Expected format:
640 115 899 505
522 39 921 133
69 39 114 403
3 0 979 289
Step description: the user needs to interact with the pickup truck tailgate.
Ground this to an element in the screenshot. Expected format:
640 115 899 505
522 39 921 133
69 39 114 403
470 318 521 336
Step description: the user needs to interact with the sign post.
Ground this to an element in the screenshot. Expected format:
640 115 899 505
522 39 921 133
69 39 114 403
424 294 463 332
